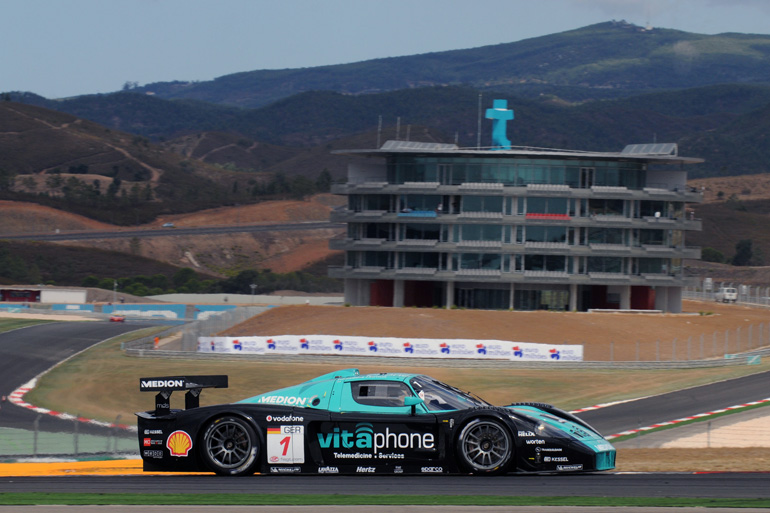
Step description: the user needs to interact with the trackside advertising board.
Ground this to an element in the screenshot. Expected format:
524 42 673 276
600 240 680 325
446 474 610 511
198 335 582 362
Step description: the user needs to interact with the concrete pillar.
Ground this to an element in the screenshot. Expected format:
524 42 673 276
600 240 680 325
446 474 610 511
445 282 454 309
654 286 669 312
393 279 405 308
620 285 631 310
344 278 356 306
667 287 683 313
509 282 515 310
569 283 578 311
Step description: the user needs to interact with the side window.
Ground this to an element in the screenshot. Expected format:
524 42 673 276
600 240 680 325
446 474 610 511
351 381 412 407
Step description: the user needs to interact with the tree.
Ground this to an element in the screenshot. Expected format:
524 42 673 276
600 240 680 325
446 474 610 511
0 167 16 191
172 268 197 288
732 239 754 266
316 169 333 192
701 247 725 264
81 275 100 288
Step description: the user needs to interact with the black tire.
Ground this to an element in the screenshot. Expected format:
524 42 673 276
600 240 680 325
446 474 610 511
456 418 513 475
201 416 260 476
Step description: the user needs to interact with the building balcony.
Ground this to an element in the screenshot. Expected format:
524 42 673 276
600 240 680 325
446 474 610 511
331 182 704 203
330 208 701 231
329 265 692 286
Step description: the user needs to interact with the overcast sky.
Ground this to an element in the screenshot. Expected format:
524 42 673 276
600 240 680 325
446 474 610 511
2 0 769 99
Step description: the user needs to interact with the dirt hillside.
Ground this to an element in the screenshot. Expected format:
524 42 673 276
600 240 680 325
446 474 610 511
0 195 345 275
224 299 770 361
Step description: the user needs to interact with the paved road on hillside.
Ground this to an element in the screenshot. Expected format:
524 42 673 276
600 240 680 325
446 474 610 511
0 221 344 242
575 370 770 436
0 320 157 435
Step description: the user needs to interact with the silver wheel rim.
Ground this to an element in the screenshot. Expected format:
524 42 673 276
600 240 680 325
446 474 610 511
461 421 510 471
206 420 253 469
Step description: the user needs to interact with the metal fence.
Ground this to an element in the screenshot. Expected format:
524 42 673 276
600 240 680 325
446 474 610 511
120 305 768 369
0 415 136 459
684 279 770 307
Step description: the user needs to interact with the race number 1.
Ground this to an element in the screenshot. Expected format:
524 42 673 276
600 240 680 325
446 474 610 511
267 425 305 464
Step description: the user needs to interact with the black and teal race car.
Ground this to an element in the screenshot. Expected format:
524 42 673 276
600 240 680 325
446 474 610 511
137 369 615 476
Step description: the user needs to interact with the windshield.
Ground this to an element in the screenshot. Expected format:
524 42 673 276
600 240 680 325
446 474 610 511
409 376 489 411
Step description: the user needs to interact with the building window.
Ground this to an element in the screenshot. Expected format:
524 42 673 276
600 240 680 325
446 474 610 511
638 258 668 274
455 288 509 309
402 223 440 241
640 229 666 245
402 252 440 268
588 198 624 216
459 224 503 242
527 196 568 215
525 226 569 243
587 227 624 245
524 255 567 272
454 253 502 270
462 195 503 213
587 256 624 273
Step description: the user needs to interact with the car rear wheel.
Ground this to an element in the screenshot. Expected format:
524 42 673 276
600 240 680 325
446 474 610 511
456 418 512 475
201 416 259 476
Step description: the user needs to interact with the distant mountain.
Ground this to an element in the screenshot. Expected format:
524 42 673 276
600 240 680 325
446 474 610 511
5 20 770 181
130 21 770 108
8 82 770 178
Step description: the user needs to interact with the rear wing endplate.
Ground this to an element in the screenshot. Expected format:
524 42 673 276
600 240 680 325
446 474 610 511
139 375 228 416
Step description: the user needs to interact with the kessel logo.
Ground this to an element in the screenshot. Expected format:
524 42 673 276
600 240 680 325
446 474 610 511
270 467 301 474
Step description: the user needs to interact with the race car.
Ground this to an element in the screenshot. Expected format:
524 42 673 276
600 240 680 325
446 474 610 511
109 315 125 322
137 369 615 476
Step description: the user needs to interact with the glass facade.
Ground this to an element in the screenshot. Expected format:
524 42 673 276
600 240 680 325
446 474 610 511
388 156 647 189
335 146 701 311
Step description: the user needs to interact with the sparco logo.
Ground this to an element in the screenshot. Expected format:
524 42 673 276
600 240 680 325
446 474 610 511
317 423 435 455
266 415 304 422
356 466 376 473
141 379 183 388
318 466 339 473
420 466 443 473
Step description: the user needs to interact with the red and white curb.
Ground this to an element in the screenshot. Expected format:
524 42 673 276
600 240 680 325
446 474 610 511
604 397 770 440
8 378 136 432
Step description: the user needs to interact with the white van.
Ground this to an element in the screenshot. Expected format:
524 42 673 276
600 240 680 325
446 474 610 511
715 287 738 303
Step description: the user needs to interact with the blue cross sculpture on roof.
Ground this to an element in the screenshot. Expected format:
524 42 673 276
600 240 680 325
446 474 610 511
485 99 514 150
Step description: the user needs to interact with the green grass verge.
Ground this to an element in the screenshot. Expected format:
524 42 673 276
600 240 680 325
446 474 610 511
0 493 768 507
611 400 770 442
0 318 53 331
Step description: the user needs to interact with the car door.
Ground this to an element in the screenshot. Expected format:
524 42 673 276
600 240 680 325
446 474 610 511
314 379 444 473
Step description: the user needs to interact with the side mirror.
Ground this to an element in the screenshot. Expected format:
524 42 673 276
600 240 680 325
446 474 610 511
404 395 423 416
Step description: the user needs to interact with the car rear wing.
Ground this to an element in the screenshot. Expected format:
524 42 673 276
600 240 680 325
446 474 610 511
139 375 228 416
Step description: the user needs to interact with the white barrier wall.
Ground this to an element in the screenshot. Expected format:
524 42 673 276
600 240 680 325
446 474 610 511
199 335 583 362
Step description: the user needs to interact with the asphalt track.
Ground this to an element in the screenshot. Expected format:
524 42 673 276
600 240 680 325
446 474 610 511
0 320 155 435
0 472 768 499
574 370 770 436
1 320 769 502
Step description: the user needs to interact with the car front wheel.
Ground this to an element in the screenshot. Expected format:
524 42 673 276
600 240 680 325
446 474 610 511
456 418 512 475
201 416 259 476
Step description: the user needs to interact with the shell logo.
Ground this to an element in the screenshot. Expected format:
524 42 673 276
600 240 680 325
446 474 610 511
167 430 193 457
